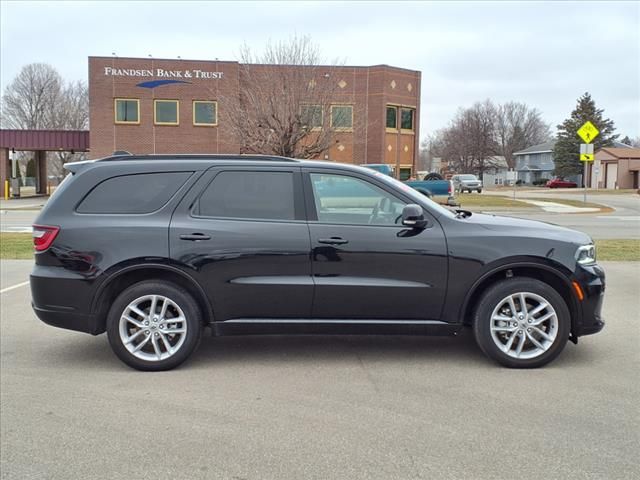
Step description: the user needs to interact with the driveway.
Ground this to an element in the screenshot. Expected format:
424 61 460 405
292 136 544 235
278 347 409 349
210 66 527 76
486 190 640 239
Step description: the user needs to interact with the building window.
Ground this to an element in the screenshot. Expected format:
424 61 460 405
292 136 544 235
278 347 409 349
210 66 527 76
400 108 414 131
114 99 139 124
300 104 323 129
386 106 397 129
193 101 217 126
154 99 179 125
331 105 353 130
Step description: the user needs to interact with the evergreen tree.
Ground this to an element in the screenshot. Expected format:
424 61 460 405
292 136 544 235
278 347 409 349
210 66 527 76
620 135 632 146
26 158 36 178
553 92 618 178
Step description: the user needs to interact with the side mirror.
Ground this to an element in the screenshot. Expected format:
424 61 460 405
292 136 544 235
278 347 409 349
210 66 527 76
401 204 427 229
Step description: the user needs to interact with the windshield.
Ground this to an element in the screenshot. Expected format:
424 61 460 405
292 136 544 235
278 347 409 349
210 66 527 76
459 175 478 180
372 172 456 218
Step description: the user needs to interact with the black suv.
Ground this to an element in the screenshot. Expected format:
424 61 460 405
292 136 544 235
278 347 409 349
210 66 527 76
31 155 605 370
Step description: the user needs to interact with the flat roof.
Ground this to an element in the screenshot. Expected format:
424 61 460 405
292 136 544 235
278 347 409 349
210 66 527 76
88 56 421 74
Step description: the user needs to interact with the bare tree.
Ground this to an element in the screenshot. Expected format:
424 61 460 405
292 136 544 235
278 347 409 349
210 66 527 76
1 63 63 129
437 100 500 175
620 135 640 147
50 80 90 176
495 102 551 169
223 36 355 158
1 63 89 178
428 99 551 176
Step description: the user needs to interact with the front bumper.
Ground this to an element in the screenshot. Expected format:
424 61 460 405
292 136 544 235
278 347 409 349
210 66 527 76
572 263 605 337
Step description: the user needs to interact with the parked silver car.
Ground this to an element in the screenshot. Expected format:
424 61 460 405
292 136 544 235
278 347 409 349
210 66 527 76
452 174 483 193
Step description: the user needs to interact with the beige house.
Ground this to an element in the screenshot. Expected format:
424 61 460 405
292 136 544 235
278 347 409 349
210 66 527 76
590 147 640 189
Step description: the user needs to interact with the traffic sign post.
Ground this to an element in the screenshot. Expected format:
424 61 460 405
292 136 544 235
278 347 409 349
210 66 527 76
578 121 599 203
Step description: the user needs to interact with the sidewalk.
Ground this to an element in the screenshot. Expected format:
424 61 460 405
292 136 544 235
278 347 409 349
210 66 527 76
0 196 48 210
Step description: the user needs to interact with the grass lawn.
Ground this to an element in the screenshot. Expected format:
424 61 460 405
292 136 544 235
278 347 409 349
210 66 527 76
0 233 33 259
577 189 639 195
595 239 640 261
454 194 532 209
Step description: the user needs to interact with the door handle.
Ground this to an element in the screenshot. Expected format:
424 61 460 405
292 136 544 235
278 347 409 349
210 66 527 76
179 233 211 241
318 237 349 245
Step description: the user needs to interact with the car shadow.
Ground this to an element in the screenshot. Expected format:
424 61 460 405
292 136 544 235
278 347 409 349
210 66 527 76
188 329 489 368
38 328 597 372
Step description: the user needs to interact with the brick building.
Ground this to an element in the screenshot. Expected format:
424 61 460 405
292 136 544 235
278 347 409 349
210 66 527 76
89 56 421 177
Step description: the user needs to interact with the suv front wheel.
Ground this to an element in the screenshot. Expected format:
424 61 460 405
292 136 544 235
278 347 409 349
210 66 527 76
106 280 203 371
473 278 570 368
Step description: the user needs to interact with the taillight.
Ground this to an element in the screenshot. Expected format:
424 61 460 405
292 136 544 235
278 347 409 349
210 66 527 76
448 181 453 195
32 225 60 252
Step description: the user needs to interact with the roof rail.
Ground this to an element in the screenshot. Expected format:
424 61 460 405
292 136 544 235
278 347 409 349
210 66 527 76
97 153 298 162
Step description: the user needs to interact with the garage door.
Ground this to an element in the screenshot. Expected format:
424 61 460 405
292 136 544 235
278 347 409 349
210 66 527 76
606 163 618 189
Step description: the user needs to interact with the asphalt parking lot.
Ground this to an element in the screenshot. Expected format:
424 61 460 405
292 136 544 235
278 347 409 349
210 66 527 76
1 260 639 479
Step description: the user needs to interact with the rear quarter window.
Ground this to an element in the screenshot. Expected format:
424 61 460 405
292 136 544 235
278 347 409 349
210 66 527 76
76 172 192 214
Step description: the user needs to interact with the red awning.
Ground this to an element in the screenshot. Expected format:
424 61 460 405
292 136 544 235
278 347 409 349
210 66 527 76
0 129 89 152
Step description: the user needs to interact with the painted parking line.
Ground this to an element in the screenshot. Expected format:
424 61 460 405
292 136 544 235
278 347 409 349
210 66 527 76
0 281 30 294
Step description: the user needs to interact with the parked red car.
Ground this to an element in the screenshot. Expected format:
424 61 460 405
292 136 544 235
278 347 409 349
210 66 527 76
546 178 578 188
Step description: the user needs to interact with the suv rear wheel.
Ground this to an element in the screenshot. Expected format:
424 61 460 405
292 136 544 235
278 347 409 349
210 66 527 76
473 277 570 368
106 281 203 371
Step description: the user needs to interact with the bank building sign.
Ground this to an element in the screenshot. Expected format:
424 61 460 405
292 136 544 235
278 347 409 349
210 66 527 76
104 66 223 79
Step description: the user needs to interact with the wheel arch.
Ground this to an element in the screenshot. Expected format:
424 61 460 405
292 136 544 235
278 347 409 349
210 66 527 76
91 263 214 334
461 261 579 336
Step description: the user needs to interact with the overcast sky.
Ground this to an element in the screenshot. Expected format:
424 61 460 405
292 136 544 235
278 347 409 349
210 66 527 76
1 0 638 139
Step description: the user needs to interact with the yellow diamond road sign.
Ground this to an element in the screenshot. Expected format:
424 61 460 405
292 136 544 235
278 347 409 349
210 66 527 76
577 121 600 144
580 153 594 162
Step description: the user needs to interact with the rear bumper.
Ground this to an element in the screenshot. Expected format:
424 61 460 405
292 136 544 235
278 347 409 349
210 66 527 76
30 265 103 335
32 303 100 335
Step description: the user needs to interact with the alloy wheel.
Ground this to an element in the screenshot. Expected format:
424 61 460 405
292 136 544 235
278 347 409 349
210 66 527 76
489 292 558 359
118 294 188 362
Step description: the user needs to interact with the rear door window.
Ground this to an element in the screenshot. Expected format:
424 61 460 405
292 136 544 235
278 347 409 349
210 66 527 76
196 171 296 221
77 172 192 214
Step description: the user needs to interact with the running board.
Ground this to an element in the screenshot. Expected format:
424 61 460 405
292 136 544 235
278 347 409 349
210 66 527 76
211 318 461 336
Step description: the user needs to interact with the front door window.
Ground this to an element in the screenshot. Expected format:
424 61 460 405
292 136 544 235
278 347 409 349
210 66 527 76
309 173 405 226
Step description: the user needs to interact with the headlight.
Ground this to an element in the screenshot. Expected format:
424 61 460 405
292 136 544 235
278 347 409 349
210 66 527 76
575 244 596 265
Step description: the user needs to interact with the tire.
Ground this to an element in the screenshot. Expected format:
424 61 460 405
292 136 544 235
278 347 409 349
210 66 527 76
106 280 203 371
477 189 482 193
473 277 570 368
424 172 444 181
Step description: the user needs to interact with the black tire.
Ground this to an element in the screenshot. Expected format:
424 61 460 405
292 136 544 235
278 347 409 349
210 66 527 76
473 277 570 368
477 189 482 193
106 280 203 371
424 172 444 181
